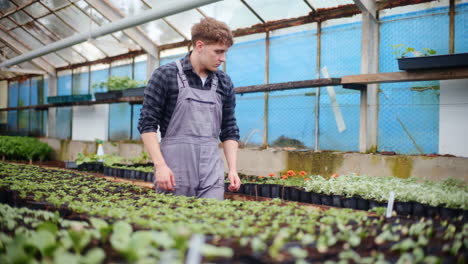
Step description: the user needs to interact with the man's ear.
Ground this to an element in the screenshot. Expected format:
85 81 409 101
194 40 204 52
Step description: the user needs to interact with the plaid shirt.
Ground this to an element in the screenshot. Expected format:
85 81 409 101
138 53 240 142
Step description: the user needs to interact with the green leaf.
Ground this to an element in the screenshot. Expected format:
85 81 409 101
80 248 105 264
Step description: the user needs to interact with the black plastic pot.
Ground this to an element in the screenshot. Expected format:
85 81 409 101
243 183 252 196
320 194 333 206
289 187 300 202
398 52 468 71
425 205 440 218
310 193 321 205
0 189 7 203
122 87 145 97
356 197 369 211
299 190 311 203
147 173 154 182
281 186 290 200
440 207 460 219
270 184 280 198
369 200 387 209
395 201 412 216
259 184 271 197
224 182 230 192
95 91 123 100
342 197 357 209
332 195 342 207
412 202 426 217
65 161 78 169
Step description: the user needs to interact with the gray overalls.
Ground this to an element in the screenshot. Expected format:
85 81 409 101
155 59 225 200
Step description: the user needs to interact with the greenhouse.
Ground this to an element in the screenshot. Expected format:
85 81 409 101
0 0 467 263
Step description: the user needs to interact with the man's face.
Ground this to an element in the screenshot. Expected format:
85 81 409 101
197 41 229 72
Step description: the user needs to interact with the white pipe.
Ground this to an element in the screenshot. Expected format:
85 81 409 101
0 0 221 68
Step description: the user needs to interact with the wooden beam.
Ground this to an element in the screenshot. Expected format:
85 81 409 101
235 79 341 94
342 67 468 85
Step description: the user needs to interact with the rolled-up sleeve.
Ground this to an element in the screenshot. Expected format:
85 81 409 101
138 68 167 134
220 76 240 142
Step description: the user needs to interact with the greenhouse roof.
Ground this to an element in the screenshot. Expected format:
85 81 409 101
0 0 436 80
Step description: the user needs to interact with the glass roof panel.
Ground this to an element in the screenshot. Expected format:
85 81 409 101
11 0 33 5
56 48 87 64
74 0 110 25
24 2 50 18
72 42 106 60
165 9 204 39
40 0 70 11
38 14 75 38
307 0 354 9
0 18 17 30
112 31 137 46
139 19 183 45
244 0 310 22
9 10 33 25
2 46 19 59
106 0 149 17
0 1 17 15
56 5 99 33
200 0 261 30
23 21 58 44
93 35 130 56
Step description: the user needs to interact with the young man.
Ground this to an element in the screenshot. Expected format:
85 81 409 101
138 18 241 200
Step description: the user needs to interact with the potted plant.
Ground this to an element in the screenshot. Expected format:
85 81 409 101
92 76 145 100
391 44 468 71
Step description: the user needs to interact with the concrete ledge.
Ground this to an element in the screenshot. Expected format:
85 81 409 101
38 138 468 183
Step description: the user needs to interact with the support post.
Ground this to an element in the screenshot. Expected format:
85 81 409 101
263 32 270 148
46 74 57 138
314 22 322 152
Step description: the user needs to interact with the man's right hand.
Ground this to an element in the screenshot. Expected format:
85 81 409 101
154 164 176 191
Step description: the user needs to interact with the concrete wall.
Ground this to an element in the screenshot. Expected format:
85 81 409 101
38 138 468 183
439 79 468 158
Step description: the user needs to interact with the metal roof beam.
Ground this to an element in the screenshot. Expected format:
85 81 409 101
0 0 221 68
85 0 159 58
353 0 377 21
0 28 56 75
0 67 46 75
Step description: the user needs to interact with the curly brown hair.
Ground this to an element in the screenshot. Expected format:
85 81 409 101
191 17 233 47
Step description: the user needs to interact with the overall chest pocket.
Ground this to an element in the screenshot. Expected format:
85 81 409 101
184 98 216 136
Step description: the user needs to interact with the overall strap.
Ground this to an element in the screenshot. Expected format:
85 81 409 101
175 60 190 88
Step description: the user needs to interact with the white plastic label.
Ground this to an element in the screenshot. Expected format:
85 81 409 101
386 191 395 218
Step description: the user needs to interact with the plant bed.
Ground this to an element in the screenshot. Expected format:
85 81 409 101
1 162 467 264
398 52 468 71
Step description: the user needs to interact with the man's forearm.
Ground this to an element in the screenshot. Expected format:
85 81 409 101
141 132 166 168
223 140 239 172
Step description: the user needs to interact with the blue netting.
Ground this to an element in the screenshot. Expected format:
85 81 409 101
72 71 89 95
7 111 17 134
319 22 361 151
132 104 142 140
110 63 132 78
269 29 317 83
29 110 42 136
267 89 316 148
109 103 131 141
378 6 448 154
227 38 266 87
18 110 29 135
30 78 39 105
455 3 468 53
8 81 18 107
235 92 264 147
90 68 109 95
160 54 186 66
134 60 147 82
56 107 71 139
19 80 30 107
57 74 72 96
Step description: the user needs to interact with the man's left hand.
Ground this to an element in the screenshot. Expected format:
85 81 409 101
227 170 241 192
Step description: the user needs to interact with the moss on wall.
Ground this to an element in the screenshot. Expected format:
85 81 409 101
287 151 344 176
58 140 70 161
388 155 414 179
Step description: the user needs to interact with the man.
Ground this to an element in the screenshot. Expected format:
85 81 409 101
138 17 241 200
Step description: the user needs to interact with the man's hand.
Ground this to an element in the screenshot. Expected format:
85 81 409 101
227 170 241 192
154 164 175 191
